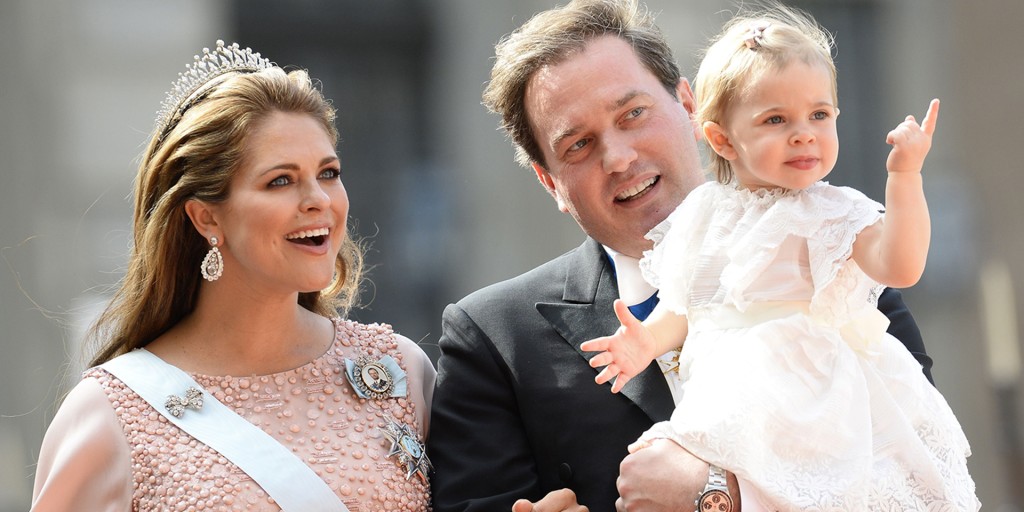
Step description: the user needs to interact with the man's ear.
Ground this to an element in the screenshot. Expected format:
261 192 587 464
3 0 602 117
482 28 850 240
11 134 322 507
531 162 569 213
184 199 221 243
675 78 696 109
674 78 702 142
702 121 738 161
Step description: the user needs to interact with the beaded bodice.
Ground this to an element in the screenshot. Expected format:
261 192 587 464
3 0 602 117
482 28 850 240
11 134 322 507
86 318 430 511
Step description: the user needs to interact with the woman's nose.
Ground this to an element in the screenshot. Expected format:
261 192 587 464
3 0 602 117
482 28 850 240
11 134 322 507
300 181 330 210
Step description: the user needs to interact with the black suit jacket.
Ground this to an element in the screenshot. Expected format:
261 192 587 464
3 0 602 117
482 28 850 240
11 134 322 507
428 238 932 512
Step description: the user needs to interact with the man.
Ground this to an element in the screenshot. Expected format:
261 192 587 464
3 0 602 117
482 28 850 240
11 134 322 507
428 1 933 511
366 367 389 392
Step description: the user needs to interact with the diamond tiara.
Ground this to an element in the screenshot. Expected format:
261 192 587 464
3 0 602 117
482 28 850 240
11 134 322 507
155 40 274 140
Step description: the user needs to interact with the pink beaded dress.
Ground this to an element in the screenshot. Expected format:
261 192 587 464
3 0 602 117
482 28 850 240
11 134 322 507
32 318 434 511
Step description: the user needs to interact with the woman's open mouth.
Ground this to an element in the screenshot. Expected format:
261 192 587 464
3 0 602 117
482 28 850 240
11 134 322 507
285 227 329 247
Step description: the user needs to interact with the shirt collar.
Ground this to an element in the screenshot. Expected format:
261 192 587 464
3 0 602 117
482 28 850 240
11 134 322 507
602 246 658 306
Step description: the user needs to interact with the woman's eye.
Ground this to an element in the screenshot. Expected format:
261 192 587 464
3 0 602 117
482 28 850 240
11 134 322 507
766 115 784 125
269 176 290 187
319 168 342 180
812 111 829 120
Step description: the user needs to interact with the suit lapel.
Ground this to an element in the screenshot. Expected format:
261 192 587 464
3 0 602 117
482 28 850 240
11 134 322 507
536 239 674 423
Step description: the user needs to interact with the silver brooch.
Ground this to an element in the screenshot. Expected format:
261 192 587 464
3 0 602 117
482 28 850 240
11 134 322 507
380 415 431 482
165 386 204 418
345 355 407 400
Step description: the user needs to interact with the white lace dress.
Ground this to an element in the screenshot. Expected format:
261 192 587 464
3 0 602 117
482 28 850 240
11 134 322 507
639 181 979 511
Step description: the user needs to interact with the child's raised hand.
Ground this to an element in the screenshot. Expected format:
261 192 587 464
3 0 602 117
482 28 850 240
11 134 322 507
886 99 940 174
580 299 659 393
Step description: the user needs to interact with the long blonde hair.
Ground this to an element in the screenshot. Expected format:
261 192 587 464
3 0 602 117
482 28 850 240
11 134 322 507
695 3 837 184
88 66 363 366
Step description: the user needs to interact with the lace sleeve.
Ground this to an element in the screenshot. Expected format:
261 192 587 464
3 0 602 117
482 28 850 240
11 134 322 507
639 182 721 315
805 185 884 297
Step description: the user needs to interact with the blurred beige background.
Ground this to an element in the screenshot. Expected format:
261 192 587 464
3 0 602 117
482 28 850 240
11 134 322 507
1 0 1021 510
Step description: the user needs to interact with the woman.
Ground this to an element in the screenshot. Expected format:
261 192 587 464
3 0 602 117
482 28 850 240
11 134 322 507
31 41 433 511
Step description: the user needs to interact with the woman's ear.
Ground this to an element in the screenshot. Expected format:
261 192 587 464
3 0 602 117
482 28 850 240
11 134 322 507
702 121 738 161
184 199 221 242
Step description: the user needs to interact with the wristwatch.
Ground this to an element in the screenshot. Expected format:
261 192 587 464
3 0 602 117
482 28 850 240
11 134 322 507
695 464 734 512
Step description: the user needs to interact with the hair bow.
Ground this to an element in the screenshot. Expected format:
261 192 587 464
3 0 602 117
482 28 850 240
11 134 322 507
744 23 771 50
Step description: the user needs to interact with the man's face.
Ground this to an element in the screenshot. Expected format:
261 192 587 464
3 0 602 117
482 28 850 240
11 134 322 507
524 35 705 258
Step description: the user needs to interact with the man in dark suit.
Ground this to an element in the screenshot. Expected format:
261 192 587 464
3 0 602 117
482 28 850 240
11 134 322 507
428 1 933 511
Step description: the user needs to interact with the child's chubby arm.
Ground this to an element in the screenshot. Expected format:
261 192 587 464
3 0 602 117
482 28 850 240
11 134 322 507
581 299 689 393
853 99 940 288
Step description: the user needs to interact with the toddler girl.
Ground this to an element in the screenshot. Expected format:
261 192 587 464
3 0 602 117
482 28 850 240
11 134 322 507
582 5 978 510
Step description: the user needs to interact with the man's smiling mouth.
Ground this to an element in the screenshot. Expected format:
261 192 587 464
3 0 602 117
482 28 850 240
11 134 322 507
615 176 658 202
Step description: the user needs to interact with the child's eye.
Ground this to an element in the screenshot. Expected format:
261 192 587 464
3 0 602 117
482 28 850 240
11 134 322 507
812 111 829 120
766 115 784 124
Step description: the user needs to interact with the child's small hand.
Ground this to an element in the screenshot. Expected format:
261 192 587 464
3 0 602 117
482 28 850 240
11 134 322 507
886 98 940 174
580 299 659 393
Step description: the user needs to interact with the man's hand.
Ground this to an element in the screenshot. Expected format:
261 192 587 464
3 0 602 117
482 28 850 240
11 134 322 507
615 439 740 512
512 488 589 512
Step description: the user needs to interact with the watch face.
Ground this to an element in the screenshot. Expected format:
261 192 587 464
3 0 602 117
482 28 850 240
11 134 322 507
697 489 733 512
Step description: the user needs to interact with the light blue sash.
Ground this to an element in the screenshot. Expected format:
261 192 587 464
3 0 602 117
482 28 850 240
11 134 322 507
102 349 347 512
